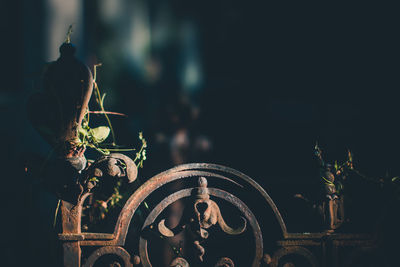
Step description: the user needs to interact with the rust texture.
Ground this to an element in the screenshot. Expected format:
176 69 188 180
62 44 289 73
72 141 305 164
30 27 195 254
82 246 133 267
57 163 377 266
170 257 189 267
138 178 262 267
215 257 235 267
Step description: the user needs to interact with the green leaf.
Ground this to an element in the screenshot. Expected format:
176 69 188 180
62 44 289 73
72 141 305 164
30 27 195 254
78 127 88 139
89 177 99 183
91 126 110 143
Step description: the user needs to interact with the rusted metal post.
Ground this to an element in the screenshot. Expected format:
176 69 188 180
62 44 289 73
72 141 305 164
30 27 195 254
60 200 84 267
63 241 81 267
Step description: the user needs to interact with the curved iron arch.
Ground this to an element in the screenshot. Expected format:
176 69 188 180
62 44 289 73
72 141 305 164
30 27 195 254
111 163 288 245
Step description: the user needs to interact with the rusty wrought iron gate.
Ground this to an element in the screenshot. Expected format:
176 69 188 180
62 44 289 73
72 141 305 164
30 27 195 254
58 163 377 267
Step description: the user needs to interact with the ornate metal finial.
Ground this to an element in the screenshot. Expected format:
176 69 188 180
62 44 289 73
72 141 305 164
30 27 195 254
157 175 247 263
198 176 207 187
196 177 210 200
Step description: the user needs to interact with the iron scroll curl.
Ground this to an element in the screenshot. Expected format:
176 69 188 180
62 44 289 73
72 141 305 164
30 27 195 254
110 163 288 247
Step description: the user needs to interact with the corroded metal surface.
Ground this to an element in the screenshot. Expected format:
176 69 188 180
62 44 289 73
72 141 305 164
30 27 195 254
170 257 189 267
139 185 263 266
112 163 287 246
158 177 247 237
57 163 378 266
82 246 132 267
85 153 138 186
215 257 235 267
269 246 319 267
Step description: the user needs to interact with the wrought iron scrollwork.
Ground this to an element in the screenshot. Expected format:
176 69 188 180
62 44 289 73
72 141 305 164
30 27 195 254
82 246 133 267
58 163 292 267
269 246 319 267
157 177 247 262
215 257 235 267
136 165 267 267
158 177 247 239
170 257 190 267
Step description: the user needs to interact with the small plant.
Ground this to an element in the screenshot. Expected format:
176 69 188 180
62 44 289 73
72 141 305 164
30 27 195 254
77 63 147 161
79 64 148 229
53 26 148 229
314 142 400 200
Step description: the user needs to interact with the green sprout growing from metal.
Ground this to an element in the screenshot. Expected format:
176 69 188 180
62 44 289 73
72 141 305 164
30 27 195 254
54 26 148 228
65 24 73 44
77 63 147 168
78 64 148 228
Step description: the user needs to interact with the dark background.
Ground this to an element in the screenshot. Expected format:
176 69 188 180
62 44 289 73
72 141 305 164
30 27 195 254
1 1 399 266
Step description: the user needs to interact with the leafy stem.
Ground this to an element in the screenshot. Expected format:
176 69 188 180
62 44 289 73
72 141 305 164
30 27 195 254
93 63 117 146
65 25 74 44
134 132 147 168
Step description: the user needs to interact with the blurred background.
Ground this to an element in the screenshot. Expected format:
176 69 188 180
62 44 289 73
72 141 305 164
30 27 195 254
1 1 399 266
